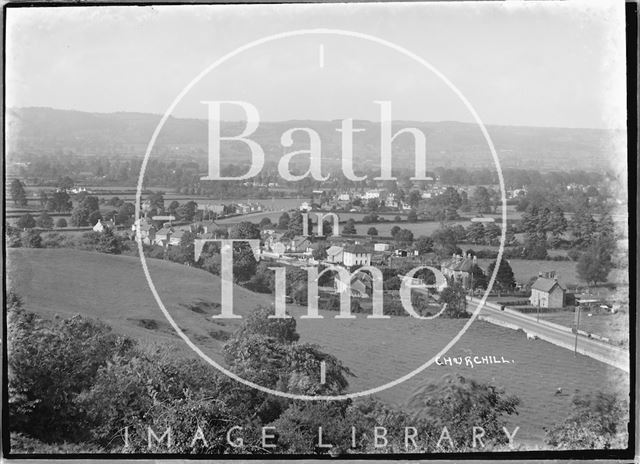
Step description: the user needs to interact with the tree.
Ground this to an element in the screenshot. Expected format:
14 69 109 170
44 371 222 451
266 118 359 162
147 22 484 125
407 210 418 223
545 391 628 450
570 207 597 249
431 227 458 258
16 214 36 230
46 191 72 213
88 210 102 227
576 240 612 286
287 210 312 238
11 179 28 207
408 374 520 449
70 204 91 227
439 282 468 318
312 242 329 260
20 230 42 248
259 217 273 228
228 221 261 240
367 227 378 236
440 187 462 210
115 204 134 226
176 201 197 222
35 211 54 229
408 190 422 208
390 225 402 238
8 305 133 443
342 219 357 235
471 264 488 290
148 191 165 213
366 198 379 211
472 186 492 213
466 222 485 244
232 242 258 282
96 228 123 254
413 235 433 255
277 212 290 230
39 191 49 208
240 306 300 343
394 228 414 246
596 213 616 253
484 222 501 245
56 176 75 191
320 219 333 237
55 218 67 228
167 200 180 214
81 195 100 214
548 207 568 246
486 259 516 292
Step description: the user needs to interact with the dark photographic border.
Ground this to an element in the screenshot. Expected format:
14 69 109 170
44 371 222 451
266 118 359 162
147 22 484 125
2 1 637 460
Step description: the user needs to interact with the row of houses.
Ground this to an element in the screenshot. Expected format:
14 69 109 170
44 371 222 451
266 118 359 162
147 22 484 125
130 218 223 247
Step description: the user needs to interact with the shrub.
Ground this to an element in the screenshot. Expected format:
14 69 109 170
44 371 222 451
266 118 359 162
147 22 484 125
545 391 628 449
8 302 135 443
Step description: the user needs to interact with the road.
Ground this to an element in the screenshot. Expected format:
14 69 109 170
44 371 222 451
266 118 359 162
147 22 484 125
465 297 629 373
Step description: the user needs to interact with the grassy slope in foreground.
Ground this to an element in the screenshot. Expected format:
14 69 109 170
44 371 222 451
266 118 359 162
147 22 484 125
6 248 629 444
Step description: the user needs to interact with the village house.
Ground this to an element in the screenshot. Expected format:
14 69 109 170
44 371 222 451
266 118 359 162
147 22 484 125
384 195 399 208
529 276 566 308
93 219 115 233
169 229 186 246
197 203 225 216
326 245 344 264
154 227 172 246
235 204 251 215
131 219 157 244
262 231 285 251
440 253 476 289
191 219 218 234
299 201 312 212
343 244 372 267
363 189 382 200
334 271 373 298
288 235 313 254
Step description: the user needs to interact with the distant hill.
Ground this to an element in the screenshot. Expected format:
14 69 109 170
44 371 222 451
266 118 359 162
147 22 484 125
6 107 614 171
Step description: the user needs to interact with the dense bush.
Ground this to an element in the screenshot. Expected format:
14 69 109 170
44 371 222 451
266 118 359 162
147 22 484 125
545 391 628 449
8 296 135 443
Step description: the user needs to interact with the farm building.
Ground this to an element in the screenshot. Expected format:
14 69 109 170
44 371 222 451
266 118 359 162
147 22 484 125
529 277 566 308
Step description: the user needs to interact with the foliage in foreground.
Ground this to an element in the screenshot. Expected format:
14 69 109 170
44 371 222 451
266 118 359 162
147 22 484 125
544 391 629 450
7 291 627 454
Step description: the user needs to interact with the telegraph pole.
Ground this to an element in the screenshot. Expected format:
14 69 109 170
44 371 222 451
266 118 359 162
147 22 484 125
574 304 581 356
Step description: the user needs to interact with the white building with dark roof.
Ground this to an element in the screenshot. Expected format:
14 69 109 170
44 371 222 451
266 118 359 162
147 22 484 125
529 277 566 308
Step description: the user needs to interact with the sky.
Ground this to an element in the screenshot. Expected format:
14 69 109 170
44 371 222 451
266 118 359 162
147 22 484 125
5 1 627 129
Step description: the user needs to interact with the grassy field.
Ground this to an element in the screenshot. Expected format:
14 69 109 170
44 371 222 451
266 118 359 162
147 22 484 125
6 248 629 444
538 311 629 347
476 258 620 287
